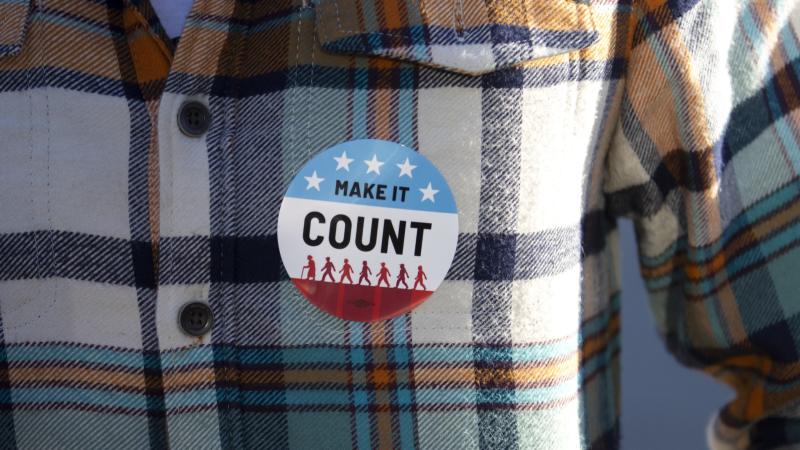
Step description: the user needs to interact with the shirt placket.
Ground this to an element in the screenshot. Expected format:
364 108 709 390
121 0 246 448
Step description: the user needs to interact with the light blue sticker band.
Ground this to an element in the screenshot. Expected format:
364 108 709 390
284 139 458 214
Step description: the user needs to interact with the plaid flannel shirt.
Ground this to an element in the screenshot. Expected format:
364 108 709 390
0 0 799 448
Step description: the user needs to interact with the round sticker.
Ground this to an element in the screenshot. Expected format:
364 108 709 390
277 139 459 322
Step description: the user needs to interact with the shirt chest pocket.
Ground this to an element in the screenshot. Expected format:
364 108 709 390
286 0 606 338
0 1 143 348
0 0 30 58
313 0 599 75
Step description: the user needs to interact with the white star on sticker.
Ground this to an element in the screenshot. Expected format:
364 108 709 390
364 154 385 175
396 158 417 178
333 151 354 171
304 170 324 191
419 182 439 203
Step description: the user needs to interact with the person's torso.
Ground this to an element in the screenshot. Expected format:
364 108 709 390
0 0 628 448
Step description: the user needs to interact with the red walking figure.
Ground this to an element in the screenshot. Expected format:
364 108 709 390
395 263 409 289
358 261 372 285
321 257 336 282
339 258 354 284
413 265 427 290
376 262 391 288
301 255 316 280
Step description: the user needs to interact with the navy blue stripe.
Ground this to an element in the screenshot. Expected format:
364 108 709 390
473 49 522 449
131 241 156 289
0 229 595 285
722 55 800 164
37 5 125 36
0 231 135 285
324 24 598 48
582 209 617 256
0 59 624 99
163 59 625 97
193 4 308 27
105 3 168 447
0 67 130 96
210 235 284 283
207 232 581 284
634 0 702 47
749 417 800 448
474 234 517 281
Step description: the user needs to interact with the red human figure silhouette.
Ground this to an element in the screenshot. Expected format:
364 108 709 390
358 261 372 285
413 265 427 290
376 262 391 288
395 263 409 289
339 258 354 284
302 255 316 280
321 257 336 282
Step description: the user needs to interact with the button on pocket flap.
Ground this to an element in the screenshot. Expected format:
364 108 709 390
314 0 599 75
0 0 32 58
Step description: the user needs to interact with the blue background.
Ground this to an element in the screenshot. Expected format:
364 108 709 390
619 219 731 449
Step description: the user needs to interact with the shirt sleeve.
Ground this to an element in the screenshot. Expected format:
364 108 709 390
603 0 800 448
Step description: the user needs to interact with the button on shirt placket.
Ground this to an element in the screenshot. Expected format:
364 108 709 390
177 100 211 138
178 301 214 336
172 100 213 343
151 90 223 447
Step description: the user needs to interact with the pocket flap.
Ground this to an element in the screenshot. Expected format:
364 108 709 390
0 0 32 58
314 0 599 75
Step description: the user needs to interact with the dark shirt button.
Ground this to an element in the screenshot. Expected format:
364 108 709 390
177 100 211 137
178 302 214 336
